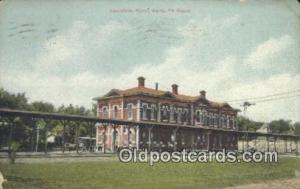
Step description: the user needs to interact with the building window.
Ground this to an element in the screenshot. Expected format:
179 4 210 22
127 104 133 120
142 104 148 120
220 115 223 127
177 109 182 123
209 113 214 126
233 118 237 129
229 117 233 128
113 106 118 119
196 110 200 123
227 116 230 128
182 109 188 123
174 111 178 123
103 107 108 118
222 115 227 128
170 106 174 122
162 106 169 121
150 105 156 120
214 114 218 126
200 111 204 124
203 112 208 126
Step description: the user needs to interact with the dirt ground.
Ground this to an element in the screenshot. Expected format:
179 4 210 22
225 177 300 189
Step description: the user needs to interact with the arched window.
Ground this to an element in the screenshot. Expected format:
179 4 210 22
204 113 208 125
150 105 156 120
196 111 200 123
162 106 169 121
102 107 108 118
209 113 214 126
177 109 182 123
170 106 174 122
227 116 230 128
222 115 227 128
182 109 188 123
200 111 204 124
214 113 218 126
127 104 133 120
233 118 237 129
142 104 148 120
229 117 233 128
113 106 118 118
174 110 178 123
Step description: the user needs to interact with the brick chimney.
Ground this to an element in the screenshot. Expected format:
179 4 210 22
200 90 206 99
137 76 145 87
155 82 159 90
172 84 178 95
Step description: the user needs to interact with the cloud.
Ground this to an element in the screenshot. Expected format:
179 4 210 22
1 16 299 123
245 35 293 68
34 20 130 71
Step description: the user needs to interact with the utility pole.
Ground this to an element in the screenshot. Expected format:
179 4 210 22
241 101 255 117
36 126 39 152
241 101 255 151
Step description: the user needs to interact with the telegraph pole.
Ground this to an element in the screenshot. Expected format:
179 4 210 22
241 101 255 117
241 101 255 151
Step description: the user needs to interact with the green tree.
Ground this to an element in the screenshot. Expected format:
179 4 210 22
31 101 55 112
292 122 300 135
0 88 96 152
0 88 30 110
237 116 263 131
268 119 291 134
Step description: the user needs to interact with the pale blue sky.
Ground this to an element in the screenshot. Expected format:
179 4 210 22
0 0 299 122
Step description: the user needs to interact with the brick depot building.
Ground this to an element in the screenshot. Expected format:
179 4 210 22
93 77 239 152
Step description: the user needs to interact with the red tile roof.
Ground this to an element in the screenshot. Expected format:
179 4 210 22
93 86 236 110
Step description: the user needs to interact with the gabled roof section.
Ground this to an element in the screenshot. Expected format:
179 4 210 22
104 89 122 97
93 89 122 100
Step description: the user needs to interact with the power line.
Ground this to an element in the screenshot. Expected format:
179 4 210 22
251 94 300 103
230 94 300 105
226 89 300 103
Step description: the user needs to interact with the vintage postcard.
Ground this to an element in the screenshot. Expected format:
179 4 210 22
0 0 300 189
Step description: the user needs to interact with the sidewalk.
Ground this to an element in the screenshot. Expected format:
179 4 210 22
224 177 300 189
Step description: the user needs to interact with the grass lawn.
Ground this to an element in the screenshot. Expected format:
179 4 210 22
0 157 299 189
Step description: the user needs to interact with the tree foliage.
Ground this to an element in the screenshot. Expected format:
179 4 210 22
237 116 263 132
292 122 300 135
0 88 96 151
269 119 291 134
